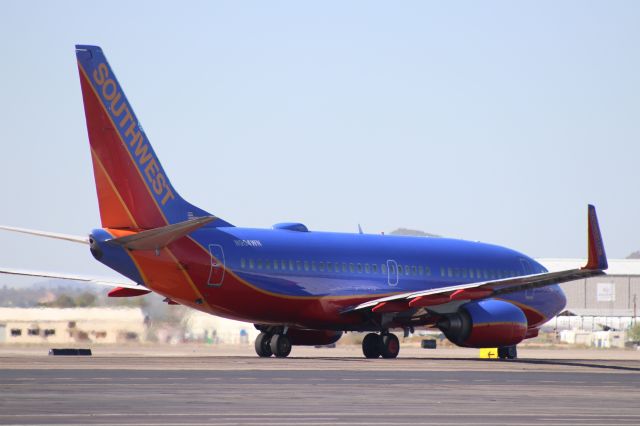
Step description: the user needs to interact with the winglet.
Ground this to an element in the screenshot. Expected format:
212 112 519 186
583 204 608 271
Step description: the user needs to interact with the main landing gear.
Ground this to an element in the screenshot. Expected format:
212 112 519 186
498 345 518 360
255 332 292 358
361 332 400 359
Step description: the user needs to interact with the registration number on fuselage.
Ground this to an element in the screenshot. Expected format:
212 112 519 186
234 239 263 247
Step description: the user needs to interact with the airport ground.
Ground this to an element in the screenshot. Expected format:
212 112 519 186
0 345 639 425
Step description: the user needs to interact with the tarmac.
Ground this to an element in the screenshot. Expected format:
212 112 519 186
0 345 639 425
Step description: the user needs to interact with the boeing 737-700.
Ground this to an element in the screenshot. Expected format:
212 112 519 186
0 45 609 360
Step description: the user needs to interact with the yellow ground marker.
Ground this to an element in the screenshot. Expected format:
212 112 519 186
479 348 498 359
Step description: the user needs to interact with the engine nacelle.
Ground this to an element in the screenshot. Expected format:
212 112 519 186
287 329 343 346
438 299 527 348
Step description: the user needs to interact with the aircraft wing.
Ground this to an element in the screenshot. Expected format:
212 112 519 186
0 267 142 289
346 205 607 314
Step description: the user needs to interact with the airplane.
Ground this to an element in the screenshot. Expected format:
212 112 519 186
0 45 609 360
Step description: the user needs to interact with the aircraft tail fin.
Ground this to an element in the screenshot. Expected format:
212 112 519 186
75 45 232 230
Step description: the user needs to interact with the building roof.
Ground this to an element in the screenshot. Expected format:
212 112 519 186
560 308 639 318
537 258 640 276
0 307 145 322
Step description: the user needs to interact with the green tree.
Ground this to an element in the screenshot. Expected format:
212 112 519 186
628 324 640 342
75 292 96 307
52 294 76 308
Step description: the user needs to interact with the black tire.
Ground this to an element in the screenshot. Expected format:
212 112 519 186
380 333 400 359
497 347 508 359
362 333 381 358
498 345 517 360
270 334 292 358
255 332 273 357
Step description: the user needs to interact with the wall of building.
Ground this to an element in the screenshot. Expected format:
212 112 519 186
0 308 146 344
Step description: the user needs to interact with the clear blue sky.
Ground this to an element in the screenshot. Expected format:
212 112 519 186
1 1 639 279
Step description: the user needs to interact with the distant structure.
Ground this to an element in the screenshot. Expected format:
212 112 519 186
0 308 146 344
183 311 258 344
538 259 640 332
389 228 440 237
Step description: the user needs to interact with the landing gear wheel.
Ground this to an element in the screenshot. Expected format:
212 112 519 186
255 332 273 357
269 334 292 358
362 333 382 358
380 333 400 359
498 345 517 360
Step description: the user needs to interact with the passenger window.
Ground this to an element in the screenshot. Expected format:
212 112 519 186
372 264 378 273
365 264 371 273
412 265 417 275
266 260 272 270
311 261 316 272
382 263 387 274
405 265 411 276
257 259 263 269
477 269 482 279
304 261 309 271
440 267 445 277
398 265 403 274
241 258 246 269
418 266 423 276
319 262 325 272
425 266 431 276
249 259 255 269
357 263 363 273
282 260 287 270
349 263 354 273
273 260 278 270
296 260 302 271
328 262 334 272
469 269 474 279
461 268 467 278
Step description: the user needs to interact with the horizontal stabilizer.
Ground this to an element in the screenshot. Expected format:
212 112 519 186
107 216 215 251
0 267 141 289
0 225 88 244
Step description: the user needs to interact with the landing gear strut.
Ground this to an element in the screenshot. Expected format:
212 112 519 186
254 332 292 358
361 332 400 359
498 345 517 360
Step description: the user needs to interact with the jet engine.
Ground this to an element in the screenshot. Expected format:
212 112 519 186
287 329 343 346
437 299 528 348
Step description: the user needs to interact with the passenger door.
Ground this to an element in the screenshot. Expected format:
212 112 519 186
387 260 398 287
207 244 225 287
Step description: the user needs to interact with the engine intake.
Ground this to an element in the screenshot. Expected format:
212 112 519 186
438 299 528 348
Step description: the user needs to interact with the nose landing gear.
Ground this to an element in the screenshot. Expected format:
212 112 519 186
361 332 400 359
